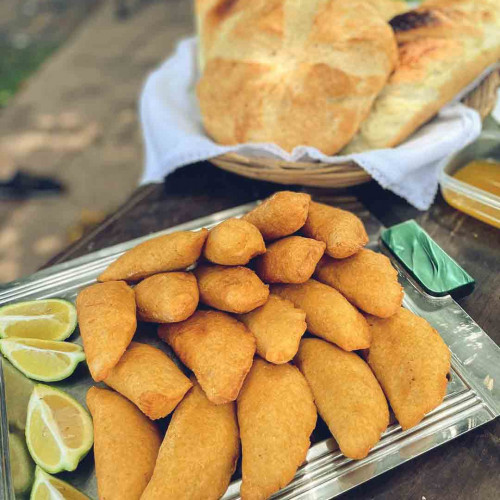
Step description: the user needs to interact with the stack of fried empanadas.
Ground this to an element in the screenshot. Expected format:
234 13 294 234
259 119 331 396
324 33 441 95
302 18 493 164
77 191 452 500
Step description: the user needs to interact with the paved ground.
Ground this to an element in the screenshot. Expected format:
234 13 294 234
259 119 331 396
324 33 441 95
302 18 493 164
0 0 193 282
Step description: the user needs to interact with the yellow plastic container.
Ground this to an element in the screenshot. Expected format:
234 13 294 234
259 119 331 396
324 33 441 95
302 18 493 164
440 132 500 228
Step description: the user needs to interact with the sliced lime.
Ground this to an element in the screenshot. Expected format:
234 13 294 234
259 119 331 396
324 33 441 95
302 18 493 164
25 385 93 474
9 431 35 494
0 338 85 382
30 467 90 500
0 299 77 341
3 359 34 432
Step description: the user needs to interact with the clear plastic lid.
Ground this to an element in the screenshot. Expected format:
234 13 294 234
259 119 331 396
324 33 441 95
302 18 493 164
439 132 500 228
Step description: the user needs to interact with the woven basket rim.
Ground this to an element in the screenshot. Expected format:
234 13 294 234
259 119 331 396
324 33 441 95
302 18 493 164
210 69 500 188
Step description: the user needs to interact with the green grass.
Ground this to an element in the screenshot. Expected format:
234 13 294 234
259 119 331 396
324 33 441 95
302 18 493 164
0 44 58 107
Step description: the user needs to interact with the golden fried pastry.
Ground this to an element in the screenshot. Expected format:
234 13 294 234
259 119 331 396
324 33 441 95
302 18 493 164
272 280 371 351
367 308 451 430
255 236 325 284
76 281 136 382
194 264 269 313
98 229 208 282
159 311 256 404
104 342 192 420
315 249 403 318
135 272 199 323
204 218 266 265
302 201 368 258
87 387 161 500
237 358 316 500
237 295 306 364
295 338 389 459
141 381 239 500
242 192 311 241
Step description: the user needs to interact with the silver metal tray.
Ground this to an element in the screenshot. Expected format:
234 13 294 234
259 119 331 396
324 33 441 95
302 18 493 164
1 201 499 500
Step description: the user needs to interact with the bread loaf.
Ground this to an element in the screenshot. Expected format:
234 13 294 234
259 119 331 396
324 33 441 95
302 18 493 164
365 0 408 20
196 0 398 155
343 0 500 153
195 0 225 72
196 0 406 69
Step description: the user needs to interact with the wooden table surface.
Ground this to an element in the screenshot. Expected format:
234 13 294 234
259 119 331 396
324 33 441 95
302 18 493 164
46 162 500 500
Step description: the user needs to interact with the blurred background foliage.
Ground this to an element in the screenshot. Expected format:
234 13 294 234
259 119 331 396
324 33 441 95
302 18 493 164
0 0 101 107
0 44 57 107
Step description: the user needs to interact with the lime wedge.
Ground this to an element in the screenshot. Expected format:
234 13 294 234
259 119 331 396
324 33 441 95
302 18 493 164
0 339 85 382
0 299 77 341
30 467 89 500
3 359 34 431
25 385 93 474
9 431 35 495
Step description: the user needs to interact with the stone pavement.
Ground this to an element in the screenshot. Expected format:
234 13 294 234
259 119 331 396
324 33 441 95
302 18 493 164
0 0 193 282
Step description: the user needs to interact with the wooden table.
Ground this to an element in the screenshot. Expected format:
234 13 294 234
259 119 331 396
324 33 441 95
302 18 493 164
46 162 500 500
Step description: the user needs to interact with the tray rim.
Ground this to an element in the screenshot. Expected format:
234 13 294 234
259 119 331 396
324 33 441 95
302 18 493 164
1 201 499 500
0 201 262 299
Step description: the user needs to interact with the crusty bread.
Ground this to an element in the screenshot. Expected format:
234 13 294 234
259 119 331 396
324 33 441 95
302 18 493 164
195 0 405 70
196 0 398 155
343 0 500 153
365 0 408 20
195 0 224 72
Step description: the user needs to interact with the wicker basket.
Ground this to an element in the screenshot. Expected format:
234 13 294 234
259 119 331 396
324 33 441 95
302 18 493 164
210 69 500 188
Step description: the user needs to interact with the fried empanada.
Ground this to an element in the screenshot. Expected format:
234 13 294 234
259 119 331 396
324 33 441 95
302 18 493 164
98 229 208 282
302 201 368 258
237 294 306 364
87 387 161 500
135 272 199 323
295 338 389 459
104 342 192 419
204 218 265 265
242 191 311 241
367 308 451 430
255 236 325 284
159 311 256 404
237 358 316 500
76 281 136 381
141 381 239 500
271 280 371 351
315 249 403 318
194 264 269 313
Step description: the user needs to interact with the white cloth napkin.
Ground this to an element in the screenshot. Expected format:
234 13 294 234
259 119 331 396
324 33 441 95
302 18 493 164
140 37 496 210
